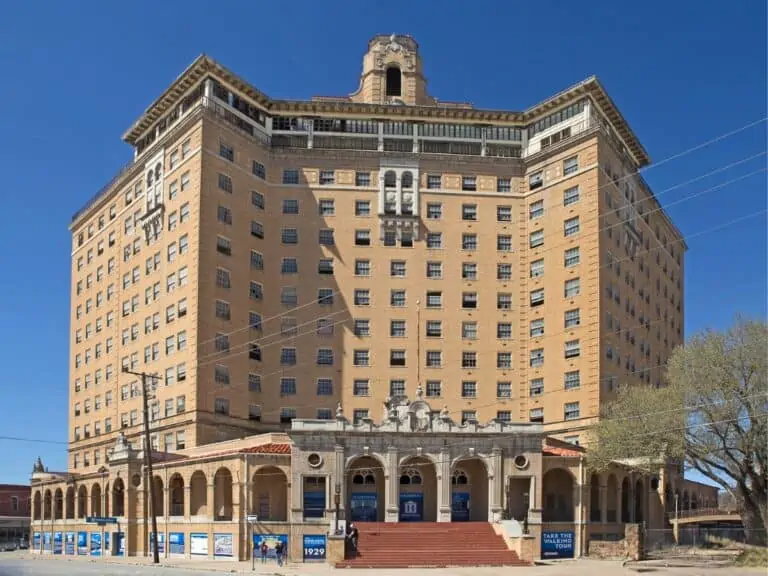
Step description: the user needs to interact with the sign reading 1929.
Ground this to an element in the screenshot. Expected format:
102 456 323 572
302 534 327 561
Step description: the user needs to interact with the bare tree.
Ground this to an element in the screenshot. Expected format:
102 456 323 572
589 318 767 545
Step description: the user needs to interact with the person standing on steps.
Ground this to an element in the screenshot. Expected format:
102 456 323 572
260 541 268 564
275 540 284 566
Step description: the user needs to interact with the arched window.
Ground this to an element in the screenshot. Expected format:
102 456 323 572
147 171 154 187
399 468 422 485
352 469 376 485
452 469 469 485
401 171 413 189
384 170 397 188
386 66 402 97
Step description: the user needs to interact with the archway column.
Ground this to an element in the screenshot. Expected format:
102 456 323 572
184 486 191 519
437 449 451 522
628 475 636 523
206 484 214 520
385 446 399 522
489 449 503 521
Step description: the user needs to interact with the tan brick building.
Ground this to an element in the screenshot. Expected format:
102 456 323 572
29 35 705 564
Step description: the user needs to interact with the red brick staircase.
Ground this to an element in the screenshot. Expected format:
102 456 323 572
335 522 529 568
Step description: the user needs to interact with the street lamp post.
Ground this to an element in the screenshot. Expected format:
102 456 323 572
334 483 341 536
523 492 530 535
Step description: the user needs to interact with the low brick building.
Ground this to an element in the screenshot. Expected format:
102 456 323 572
0 483 31 549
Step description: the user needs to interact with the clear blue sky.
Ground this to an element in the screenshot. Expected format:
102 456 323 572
0 1 765 485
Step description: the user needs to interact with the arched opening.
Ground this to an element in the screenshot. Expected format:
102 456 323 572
33 491 41 520
589 474 601 522
152 477 164 517
664 485 673 513
252 466 288 521
543 469 574 522
621 478 630 523
65 487 75 520
606 474 618 522
213 468 233 521
399 456 437 522
169 474 185 517
77 485 87 518
91 484 102 518
682 490 690 511
634 479 644 523
386 66 402 97
451 458 489 522
43 490 52 520
190 471 207 516
112 478 125 517
401 171 413 189
54 488 63 520
346 456 385 522
691 493 699 510
384 170 397 188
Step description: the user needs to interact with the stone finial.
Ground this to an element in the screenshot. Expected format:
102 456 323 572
416 384 424 400
336 402 344 419
440 405 450 419
32 457 44 473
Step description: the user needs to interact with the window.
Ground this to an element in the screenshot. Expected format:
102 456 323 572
426 381 442 397
426 202 442 219
462 351 477 368
353 378 370 394
563 156 579 176
564 370 581 390
530 318 544 337
217 205 232 225
497 263 512 280
215 300 230 320
279 257 297 274
497 178 512 193
319 170 335 185
317 288 333 306
461 321 477 340
564 401 580 420
248 250 263 270
494 381 511 399
354 289 370 306
355 172 371 187
427 175 442 189
219 144 234 162
249 281 263 300
390 320 407 337
280 348 297 366
281 228 298 244
317 378 333 396
565 339 581 358
529 229 544 248
391 260 407 277
462 292 477 309
389 379 406 397
496 205 512 222
390 349 406 367
252 161 266 179
530 348 544 368
462 203 477 220
461 381 477 398
353 409 369 424
216 268 231 288
426 261 442 279
462 176 477 192
529 172 543 190
282 169 299 184
317 348 334 365
565 308 581 328
563 185 580 206
426 291 442 308
530 258 544 278
497 322 512 339
426 351 442 367
354 230 371 246
214 364 230 384
277 377 296 396
390 289 406 307
316 317 334 336
426 320 442 338
462 234 477 250
317 198 335 216
497 352 512 368
564 247 580 267
249 312 262 331
461 411 477 425
564 216 580 237
214 398 230 415
565 278 581 298
530 288 544 307
497 235 512 252
282 199 299 214
216 235 232 256
249 192 265 212
353 319 370 337
529 407 544 423
353 348 370 366
355 200 371 216
318 259 334 275
529 200 544 220
426 232 443 249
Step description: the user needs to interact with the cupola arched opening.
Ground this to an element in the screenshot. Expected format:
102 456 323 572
386 66 402 97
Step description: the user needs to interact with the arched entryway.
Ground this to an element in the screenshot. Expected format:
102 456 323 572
347 456 385 522
43 490 52 520
152 477 164 517
32 491 41 520
634 479 644 523
252 466 288 521
54 488 63 520
91 484 102 517
399 456 437 522
451 458 489 522
385 66 402 97
190 471 207 516
606 474 618 522
621 478 630 523
169 474 184 517
77 485 87 518
589 474 601 522
112 479 125 517
543 469 574 522
213 467 233 521
65 487 75 519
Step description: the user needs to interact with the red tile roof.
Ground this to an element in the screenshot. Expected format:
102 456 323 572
242 443 292 455
543 446 583 458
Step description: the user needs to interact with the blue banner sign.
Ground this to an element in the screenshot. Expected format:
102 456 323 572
451 492 470 522
541 530 575 559
350 492 378 522
253 534 288 560
53 532 62 555
169 532 185 557
64 532 75 555
149 532 165 555
86 516 118 525
399 492 424 522
32 532 40 551
104 532 110 556
90 532 102 557
77 532 88 555
303 534 326 561
116 532 125 556
214 533 233 558
43 532 51 552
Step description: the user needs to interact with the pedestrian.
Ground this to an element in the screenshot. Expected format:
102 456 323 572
260 541 268 564
350 523 359 553
275 540 284 566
